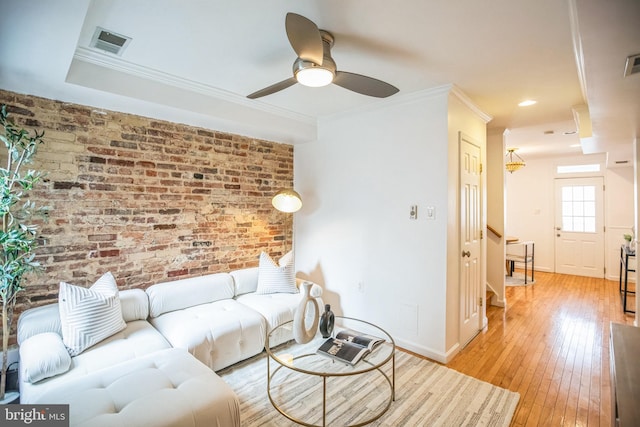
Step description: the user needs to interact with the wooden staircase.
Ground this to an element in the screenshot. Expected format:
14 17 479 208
485 289 496 307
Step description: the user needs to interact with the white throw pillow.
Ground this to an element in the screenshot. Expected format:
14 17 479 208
59 272 126 356
256 251 297 294
279 250 293 268
19 332 71 383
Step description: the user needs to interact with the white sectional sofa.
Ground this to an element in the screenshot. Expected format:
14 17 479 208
146 272 266 372
16 263 323 427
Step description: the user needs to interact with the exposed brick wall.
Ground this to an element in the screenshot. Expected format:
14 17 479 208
0 90 294 344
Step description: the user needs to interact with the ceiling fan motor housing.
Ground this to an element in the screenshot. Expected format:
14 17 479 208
292 30 337 84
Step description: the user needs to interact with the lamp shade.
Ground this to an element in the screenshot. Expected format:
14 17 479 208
272 189 302 213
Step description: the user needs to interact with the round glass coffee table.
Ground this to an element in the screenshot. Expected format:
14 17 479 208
266 316 395 427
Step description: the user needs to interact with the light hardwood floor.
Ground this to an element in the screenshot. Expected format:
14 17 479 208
447 271 635 426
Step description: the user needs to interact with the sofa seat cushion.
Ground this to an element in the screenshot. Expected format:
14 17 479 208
21 320 172 403
34 348 240 427
235 292 300 347
149 299 266 371
68 320 172 374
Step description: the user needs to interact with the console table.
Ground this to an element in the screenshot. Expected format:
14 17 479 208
506 240 535 284
610 323 640 426
618 245 635 314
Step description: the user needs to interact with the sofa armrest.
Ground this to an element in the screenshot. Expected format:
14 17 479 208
20 332 71 383
295 278 323 298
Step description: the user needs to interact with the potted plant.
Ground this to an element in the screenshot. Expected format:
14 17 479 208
624 233 633 249
0 105 48 403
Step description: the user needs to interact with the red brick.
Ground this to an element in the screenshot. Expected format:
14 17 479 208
0 89 294 345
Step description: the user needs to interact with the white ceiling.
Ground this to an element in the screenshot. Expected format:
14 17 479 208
1 0 638 163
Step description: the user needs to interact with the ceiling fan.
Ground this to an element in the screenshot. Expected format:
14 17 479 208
247 13 399 99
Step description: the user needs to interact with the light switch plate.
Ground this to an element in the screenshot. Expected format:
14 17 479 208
426 206 435 220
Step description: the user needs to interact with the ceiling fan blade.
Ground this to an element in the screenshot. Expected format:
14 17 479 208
247 77 297 99
333 71 399 98
285 12 323 64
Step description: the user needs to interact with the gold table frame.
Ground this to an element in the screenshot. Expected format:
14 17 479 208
266 316 395 427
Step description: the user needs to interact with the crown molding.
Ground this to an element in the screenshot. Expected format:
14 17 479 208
319 83 491 124
449 85 492 123
319 84 453 124
72 47 316 126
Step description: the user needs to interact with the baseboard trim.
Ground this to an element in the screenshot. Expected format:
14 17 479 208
394 337 450 364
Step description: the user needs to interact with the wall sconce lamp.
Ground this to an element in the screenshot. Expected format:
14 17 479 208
505 148 526 173
272 189 303 213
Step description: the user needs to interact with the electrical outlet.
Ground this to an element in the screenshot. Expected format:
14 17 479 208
410 205 418 220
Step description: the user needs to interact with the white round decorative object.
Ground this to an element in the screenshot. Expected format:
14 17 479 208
293 282 319 344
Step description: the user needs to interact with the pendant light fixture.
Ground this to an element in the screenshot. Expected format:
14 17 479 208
505 148 526 173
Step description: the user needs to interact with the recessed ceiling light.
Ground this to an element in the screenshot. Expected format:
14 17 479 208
518 100 537 107
570 144 581 147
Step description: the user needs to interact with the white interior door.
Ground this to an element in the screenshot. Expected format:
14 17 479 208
554 177 605 278
459 133 482 347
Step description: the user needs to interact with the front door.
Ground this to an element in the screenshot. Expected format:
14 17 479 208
459 133 482 347
554 177 605 278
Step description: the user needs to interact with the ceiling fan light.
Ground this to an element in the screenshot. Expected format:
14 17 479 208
295 67 334 87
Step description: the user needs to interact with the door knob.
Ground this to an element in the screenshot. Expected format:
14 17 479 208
557 234 561 237
556 227 561 230
462 250 471 257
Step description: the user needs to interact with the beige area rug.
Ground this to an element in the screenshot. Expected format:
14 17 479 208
218 348 519 426
505 272 535 286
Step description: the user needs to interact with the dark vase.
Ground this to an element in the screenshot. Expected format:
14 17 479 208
319 304 335 338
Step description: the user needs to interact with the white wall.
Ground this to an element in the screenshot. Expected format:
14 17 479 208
294 86 488 363
505 155 557 272
505 153 634 279
606 165 635 280
486 128 506 306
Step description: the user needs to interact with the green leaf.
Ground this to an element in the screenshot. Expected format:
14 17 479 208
0 104 48 358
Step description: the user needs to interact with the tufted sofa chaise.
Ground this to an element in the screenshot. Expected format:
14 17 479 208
16 266 323 427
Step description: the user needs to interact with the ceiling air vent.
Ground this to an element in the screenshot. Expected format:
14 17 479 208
624 53 640 77
90 27 131 56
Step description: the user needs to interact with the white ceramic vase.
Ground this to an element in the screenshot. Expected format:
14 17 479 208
293 282 319 344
